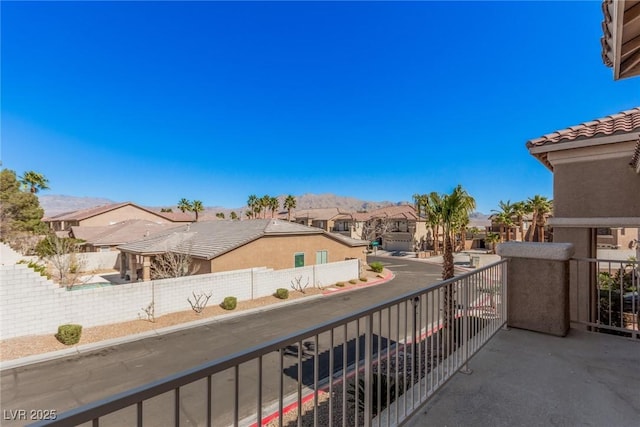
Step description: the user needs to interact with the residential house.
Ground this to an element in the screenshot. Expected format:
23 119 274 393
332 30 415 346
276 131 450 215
294 208 348 231
527 106 640 325
44 202 192 233
117 219 369 281
69 219 182 252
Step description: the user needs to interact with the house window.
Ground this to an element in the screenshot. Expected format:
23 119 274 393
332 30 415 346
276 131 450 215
316 250 328 264
294 253 305 268
597 228 612 236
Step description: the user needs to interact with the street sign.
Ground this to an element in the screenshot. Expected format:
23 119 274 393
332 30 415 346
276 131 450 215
371 241 379 246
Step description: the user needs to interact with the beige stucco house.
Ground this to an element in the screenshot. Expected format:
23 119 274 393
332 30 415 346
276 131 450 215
527 107 640 258
117 219 369 281
527 107 640 326
69 219 182 252
44 202 192 233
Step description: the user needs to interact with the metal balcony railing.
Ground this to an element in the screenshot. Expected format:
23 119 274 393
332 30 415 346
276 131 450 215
31 260 507 427
571 258 639 339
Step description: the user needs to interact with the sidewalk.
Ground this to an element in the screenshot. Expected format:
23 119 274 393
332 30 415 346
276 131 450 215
372 249 501 270
0 270 394 370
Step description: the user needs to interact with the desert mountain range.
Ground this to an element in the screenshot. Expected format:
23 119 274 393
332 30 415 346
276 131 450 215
38 194 489 220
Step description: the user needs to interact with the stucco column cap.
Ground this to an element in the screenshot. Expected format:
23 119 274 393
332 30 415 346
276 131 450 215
496 242 575 261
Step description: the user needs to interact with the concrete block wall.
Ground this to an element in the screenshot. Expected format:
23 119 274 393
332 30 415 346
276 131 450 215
0 260 358 340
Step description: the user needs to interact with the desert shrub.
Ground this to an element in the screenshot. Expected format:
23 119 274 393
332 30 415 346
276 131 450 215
55 324 82 345
221 296 237 310
359 276 368 282
17 259 48 277
274 288 289 299
370 262 384 273
349 279 358 284
335 282 346 287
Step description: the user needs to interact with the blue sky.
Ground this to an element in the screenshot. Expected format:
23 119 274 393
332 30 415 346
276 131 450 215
2 1 639 213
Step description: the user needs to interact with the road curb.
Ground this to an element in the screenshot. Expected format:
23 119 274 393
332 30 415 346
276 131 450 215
1 273 397 371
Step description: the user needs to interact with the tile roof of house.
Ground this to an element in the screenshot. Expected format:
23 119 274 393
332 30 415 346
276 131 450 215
362 204 419 221
71 220 182 246
294 208 347 221
600 0 640 80
117 219 367 259
527 107 640 170
44 202 192 223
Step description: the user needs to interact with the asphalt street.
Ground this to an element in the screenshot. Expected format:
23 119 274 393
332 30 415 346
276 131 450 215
1 256 445 427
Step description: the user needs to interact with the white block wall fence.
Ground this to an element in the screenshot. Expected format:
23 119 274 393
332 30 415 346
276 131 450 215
0 259 359 340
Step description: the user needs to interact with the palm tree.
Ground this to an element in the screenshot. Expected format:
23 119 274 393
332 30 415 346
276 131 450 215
440 185 476 280
484 232 501 254
192 200 204 222
20 171 49 193
512 201 531 241
177 198 192 213
527 195 553 242
491 200 515 242
284 195 296 221
439 185 475 354
424 192 443 255
246 195 258 219
260 195 270 219
268 196 279 218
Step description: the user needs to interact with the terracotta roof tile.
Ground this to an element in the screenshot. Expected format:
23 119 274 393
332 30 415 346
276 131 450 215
526 107 640 148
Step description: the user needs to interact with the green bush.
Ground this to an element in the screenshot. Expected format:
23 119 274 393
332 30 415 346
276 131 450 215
349 279 358 284
274 288 289 299
17 259 48 277
335 282 345 287
359 276 368 282
221 296 237 310
55 324 82 345
370 262 384 273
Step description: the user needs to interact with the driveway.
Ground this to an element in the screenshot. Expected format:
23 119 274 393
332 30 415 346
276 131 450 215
1 258 444 426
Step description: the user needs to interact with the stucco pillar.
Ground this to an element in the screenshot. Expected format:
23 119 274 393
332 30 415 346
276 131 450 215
142 256 151 282
119 252 126 279
128 253 138 281
497 242 575 337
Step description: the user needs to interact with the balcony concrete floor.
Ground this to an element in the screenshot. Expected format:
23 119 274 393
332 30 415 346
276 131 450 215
405 328 640 427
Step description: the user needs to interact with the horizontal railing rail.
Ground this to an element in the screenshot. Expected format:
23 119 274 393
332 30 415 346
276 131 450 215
31 260 508 427
571 257 639 339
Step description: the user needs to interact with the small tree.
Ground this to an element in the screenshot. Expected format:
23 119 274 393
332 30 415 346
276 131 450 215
230 211 238 220
36 235 86 287
150 250 200 279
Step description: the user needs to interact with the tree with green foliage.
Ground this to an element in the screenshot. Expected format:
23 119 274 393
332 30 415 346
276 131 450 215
491 200 515 242
526 195 553 242
246 194 258 219
19 170 50 194
0 169 47 248
284 195 296 221
160 207 173 213
216 212 225 219
177 198 192 213
230 211 238 220
511 201 531 241
35 235 86 287
260 195 271 219
268 196 279 218
192 200 204 222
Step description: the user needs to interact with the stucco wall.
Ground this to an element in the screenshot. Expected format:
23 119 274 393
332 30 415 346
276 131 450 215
0 259 359 339
210 234 366 272
553 156 640 219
